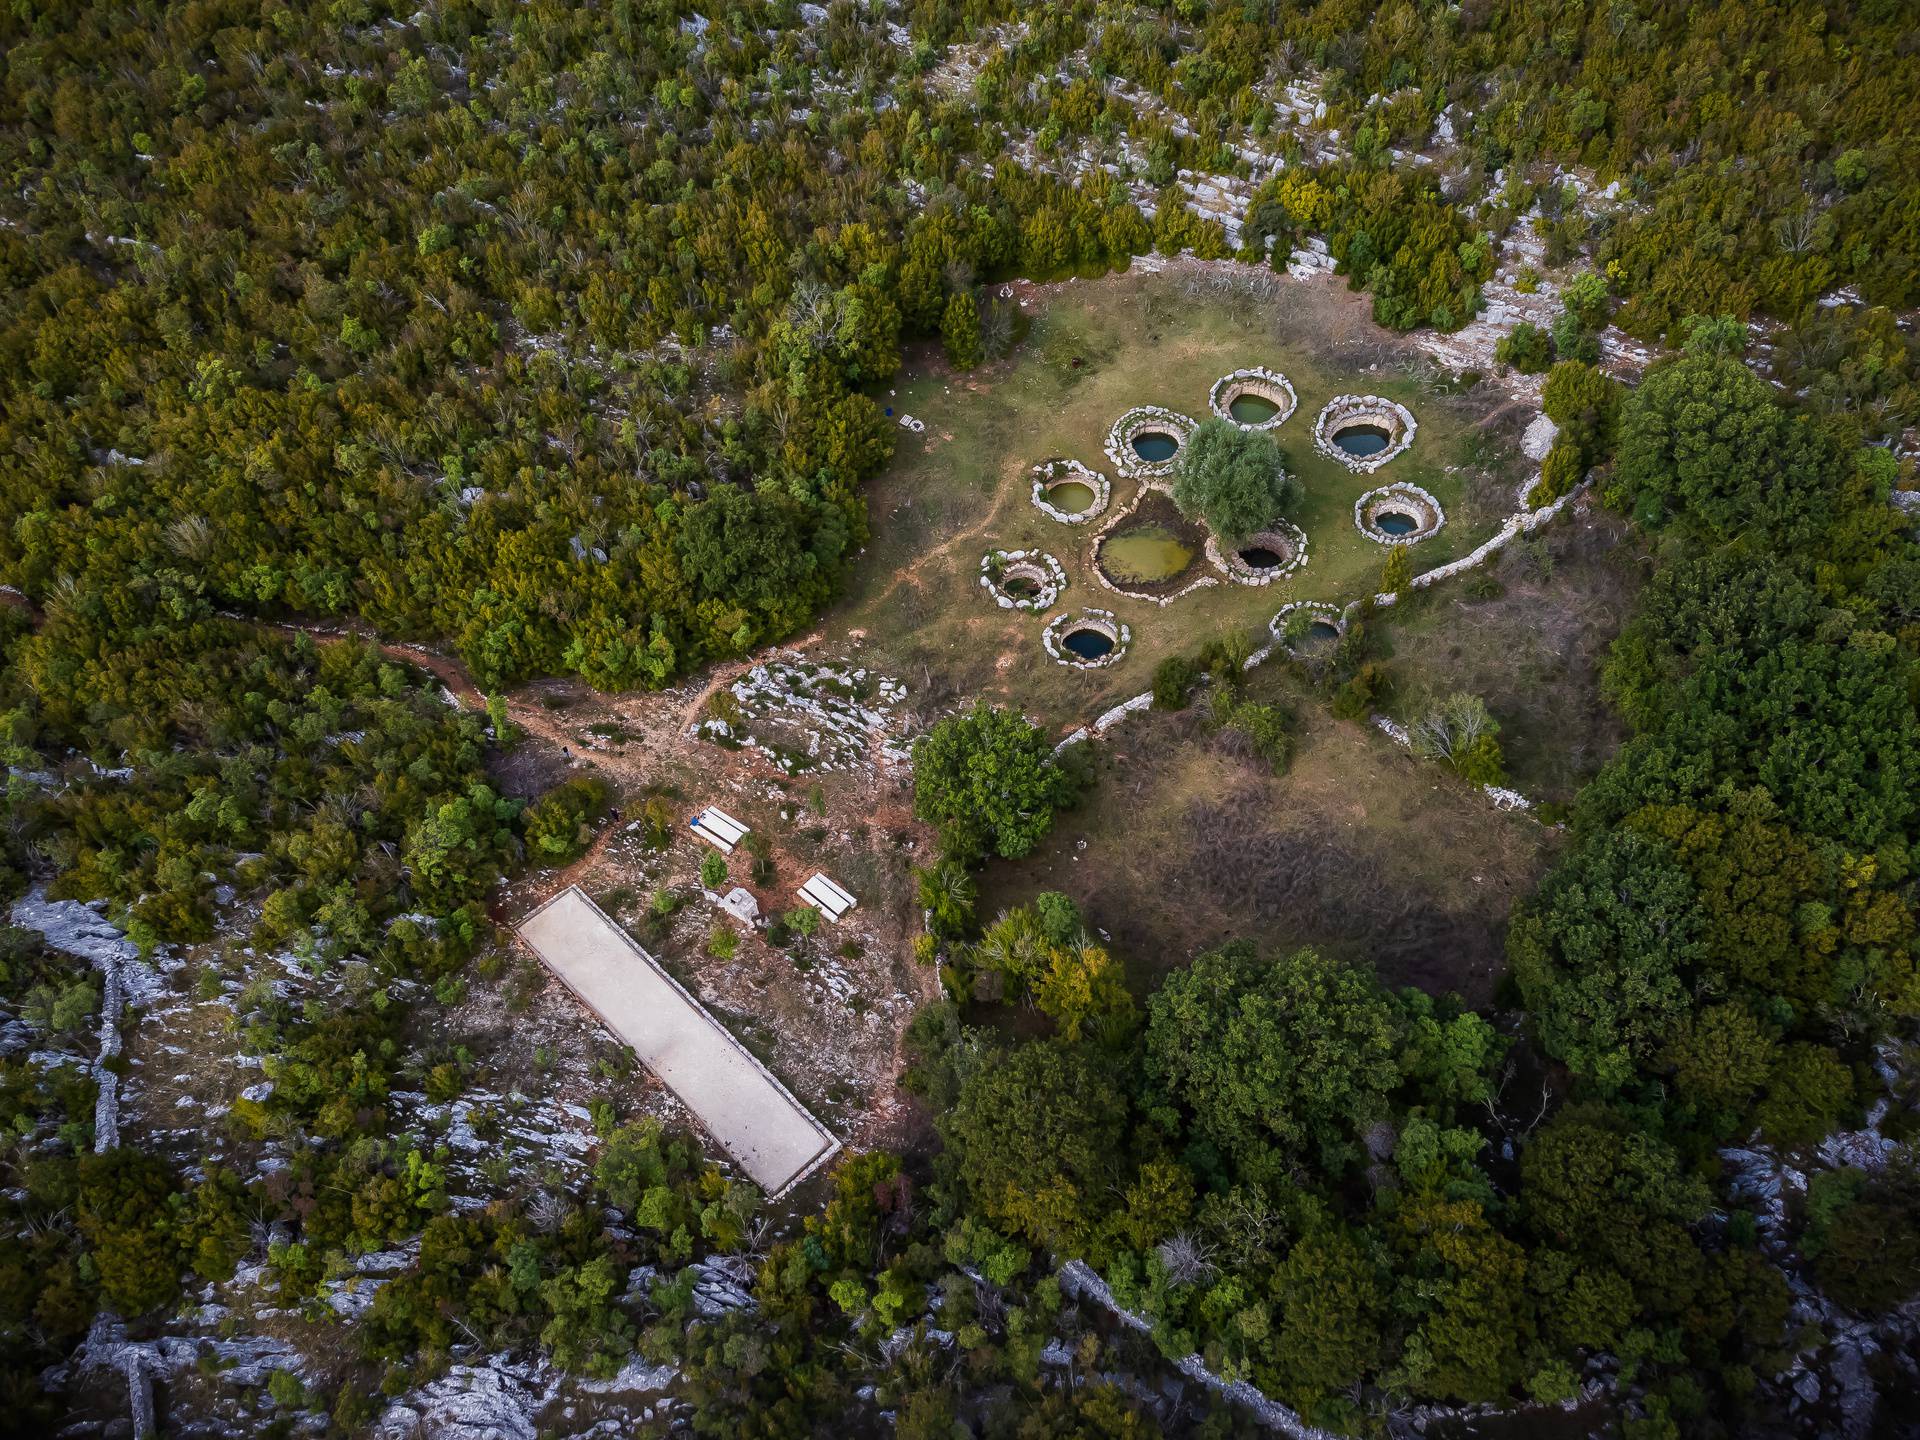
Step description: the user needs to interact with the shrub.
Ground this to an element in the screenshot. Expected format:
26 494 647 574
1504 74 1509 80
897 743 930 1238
1495 320 1553 373
1152 656 1199 710
1531 437 1586 506
1380 544 1412 596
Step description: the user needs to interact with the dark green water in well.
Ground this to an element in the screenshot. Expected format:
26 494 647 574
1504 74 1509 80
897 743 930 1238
1335 424 1392 456
1063 628 1114 660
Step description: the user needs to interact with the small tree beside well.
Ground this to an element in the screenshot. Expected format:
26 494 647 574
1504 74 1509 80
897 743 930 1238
1171 418 1300 544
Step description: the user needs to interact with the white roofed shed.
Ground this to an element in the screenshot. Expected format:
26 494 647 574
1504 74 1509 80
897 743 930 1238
798 872 857 922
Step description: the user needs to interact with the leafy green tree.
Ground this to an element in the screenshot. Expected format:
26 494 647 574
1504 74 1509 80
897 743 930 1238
942 1039 1128 1254
1170 419 1299 544
1268 1225 1387 1411
940 290 982 369
1509 829 1703 1092
1803 1160 1920 1314
1613 347 1844 541
912 701 1080 863
522 776 609 865
1389 1195 1534 1403
1145 943 1403 1181
1753 1044 1854 1150
76 1148 184 1315
1661 1002 1779 1115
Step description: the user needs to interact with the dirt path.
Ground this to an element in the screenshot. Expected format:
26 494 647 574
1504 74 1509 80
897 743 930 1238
251 615 693 793
853 492 1009 616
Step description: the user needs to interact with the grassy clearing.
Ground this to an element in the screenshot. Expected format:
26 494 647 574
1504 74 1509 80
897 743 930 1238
831 264 1532 734
973 666 1560 1008
1368 507 1646 806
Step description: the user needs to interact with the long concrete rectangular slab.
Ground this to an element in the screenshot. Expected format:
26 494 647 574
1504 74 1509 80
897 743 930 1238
516 886 839 1197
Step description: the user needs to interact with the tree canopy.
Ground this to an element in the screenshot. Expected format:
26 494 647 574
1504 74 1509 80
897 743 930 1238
911 701 1081 863
1170 419 1301 544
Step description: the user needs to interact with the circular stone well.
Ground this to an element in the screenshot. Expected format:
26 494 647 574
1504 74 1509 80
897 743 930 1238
1314 395 1417 472
979 549 1066 611
1209 368 1298 431
1030 458 1111 524
1044 609 1130 669
1270 600 1345 652
1206 519 1309 586
1105 406 1199 481
1354 482 1446 545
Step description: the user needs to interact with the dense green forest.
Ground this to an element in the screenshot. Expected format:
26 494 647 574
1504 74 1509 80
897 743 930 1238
895 334 1920 1436
1 0 1916 1435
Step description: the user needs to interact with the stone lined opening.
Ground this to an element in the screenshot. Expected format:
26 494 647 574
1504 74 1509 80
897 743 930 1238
1315 396 1417 472
1031 459 1111 524
1209 520 1307 586
1045 609 1129 668
1355 483 1445 545
1271 600 1345 652
1103 525 1192 581
1094 490 1207 596
1209 369 1298 431
1107 408 1199 480
998 563 1047 600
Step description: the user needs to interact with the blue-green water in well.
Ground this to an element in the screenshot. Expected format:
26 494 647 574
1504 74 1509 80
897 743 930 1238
1063 627 1115 660
1334 424 1392 456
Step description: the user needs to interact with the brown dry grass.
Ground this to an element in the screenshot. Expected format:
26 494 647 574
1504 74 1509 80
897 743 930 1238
977 685 1559 1007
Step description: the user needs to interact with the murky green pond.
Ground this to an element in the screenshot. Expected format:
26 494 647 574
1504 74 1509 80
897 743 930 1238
1046 480 1096 514
1102 526 1193 582
1229 394 1280 424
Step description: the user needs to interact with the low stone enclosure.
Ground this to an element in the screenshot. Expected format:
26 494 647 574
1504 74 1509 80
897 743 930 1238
979 548 1066 611
1091 487 1220 606
1354 481 1446 545
1105 405 1199 481
1208 367 1298 431
1270 599 1345 650
1314 394 1417 473
1044 608 1131 669
1206 519 1309 586
1030 457 1110 523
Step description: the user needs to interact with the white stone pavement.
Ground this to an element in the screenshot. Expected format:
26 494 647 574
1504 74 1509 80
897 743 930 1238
517 886 838 1197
